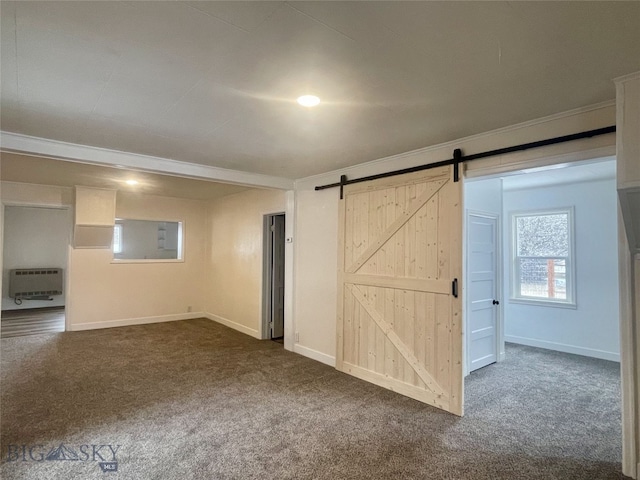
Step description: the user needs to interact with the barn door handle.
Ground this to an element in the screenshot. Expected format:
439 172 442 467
452 278 458 298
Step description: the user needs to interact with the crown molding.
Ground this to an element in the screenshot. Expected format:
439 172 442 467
614 71 640 84
295 100 616 189
0 131 294 190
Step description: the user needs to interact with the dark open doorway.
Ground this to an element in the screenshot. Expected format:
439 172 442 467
263 213 285 343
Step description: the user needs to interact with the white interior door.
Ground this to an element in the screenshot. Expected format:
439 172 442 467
467 212 499 373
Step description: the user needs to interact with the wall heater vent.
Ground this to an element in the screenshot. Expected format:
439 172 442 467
9 268 64 298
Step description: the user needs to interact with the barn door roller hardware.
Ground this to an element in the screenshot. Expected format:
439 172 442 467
315 125 616 199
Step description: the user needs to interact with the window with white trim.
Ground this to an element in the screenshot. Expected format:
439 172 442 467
112 224 123 254
511 208 575 306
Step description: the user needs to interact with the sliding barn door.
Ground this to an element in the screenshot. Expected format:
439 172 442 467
336 166 463 415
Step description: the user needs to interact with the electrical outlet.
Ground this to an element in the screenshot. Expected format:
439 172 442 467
295 331 299 342
187 306 192 313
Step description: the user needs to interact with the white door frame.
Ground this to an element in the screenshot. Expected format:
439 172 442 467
465 209 503 376
618 205 637 478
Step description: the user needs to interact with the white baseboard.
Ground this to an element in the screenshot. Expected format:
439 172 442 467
505 335 620 362
204 312 260 339
70 312 204 331
293 344 336 367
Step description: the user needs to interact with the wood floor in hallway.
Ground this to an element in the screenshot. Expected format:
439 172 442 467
1 306 65 338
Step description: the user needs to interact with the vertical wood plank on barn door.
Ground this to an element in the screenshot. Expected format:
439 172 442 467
336 166 463 415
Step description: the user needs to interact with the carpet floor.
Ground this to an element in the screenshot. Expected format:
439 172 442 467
0 318 626 479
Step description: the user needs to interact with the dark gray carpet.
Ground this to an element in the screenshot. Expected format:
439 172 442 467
0 319 626 479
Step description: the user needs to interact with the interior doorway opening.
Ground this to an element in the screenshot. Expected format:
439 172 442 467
262 212 285 343
462 155 623 474
463 157 619 374
1 205 71 338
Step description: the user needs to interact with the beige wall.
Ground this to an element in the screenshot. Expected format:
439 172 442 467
293 188 338 360
2 181 73 207
293 102 616 365
0 181 284 333
67 192 208 328
204 188 286 337
1 182 209 328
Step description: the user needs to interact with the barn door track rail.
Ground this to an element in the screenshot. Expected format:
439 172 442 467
315 125 616 199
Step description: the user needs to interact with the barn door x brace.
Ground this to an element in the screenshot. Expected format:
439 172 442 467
315 126 616 199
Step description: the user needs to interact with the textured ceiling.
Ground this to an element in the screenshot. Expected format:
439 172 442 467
500 157 616 191
1 1 639 179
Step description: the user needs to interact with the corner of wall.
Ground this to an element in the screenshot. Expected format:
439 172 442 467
204 312 261 339
292 344 336 367
205 188 287 338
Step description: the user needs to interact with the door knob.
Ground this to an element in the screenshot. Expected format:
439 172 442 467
492 300 500 305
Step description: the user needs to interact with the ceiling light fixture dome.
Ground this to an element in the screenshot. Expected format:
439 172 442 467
125 179 138 186
297 95 320 107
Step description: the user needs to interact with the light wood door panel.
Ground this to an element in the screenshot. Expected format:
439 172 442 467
336 167 463 415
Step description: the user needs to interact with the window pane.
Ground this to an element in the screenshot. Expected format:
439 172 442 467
518 258 567 300
516 213 568 257
112 224 123 254
114 219 181 260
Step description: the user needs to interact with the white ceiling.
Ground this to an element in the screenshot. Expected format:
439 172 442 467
0 152 252 201
1 2 639 179
500 157 616 191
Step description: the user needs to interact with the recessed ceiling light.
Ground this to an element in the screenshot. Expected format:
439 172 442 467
297 95 320 107
125 179 138 186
